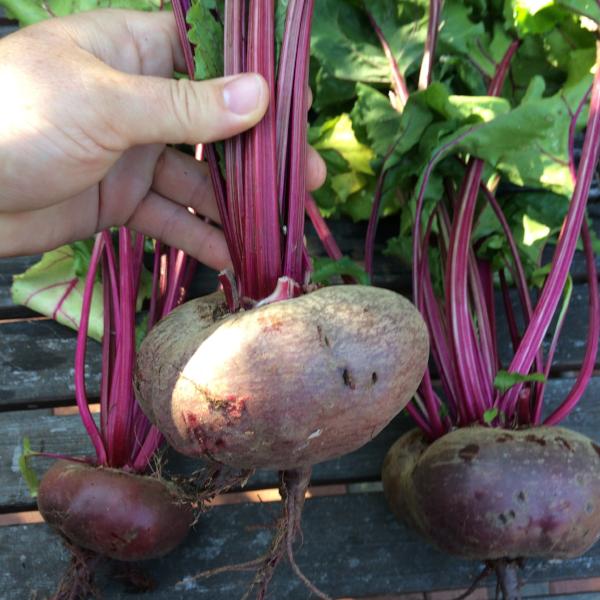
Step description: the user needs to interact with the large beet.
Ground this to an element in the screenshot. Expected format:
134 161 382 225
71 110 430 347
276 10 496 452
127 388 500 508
382 426 600 560
135 285 429 470
37 461 194 562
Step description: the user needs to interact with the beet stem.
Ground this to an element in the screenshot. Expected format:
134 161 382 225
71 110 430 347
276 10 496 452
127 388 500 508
501 43 600 414
364 141 399 281
543 220 600 424
304 194 342 260
445 41 519 421
74 234 107 465
418 0 442 90
281 0 314 285
366 10 409 107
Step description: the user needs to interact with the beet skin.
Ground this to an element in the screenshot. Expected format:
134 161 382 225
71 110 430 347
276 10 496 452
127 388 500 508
37 461 194 561
382 426 600 560
134 285 429 470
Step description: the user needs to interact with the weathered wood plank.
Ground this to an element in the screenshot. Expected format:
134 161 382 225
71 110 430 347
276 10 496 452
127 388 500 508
495 283 599 372
0 11 17 38
1 492 599 599
3 377 600 511
541 595 600 600
0 256 38 319
0 319 102 409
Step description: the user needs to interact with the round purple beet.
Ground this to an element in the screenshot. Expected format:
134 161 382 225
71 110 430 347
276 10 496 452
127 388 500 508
38 460 194 561
383 426 600 560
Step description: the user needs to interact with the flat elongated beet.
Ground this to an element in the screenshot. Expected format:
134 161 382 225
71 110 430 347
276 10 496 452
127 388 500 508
37 461 194 562
382 426 600 560
135 285 429 470
135 284 428 599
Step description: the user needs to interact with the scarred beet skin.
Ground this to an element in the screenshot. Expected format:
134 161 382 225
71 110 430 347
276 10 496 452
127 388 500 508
37 461 194 561
134 285 429 470
382 426 600 560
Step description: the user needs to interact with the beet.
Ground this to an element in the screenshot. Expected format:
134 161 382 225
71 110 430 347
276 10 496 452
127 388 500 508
37 460 194 562
134 284 428 598
382 426 600 560
135 285 429 470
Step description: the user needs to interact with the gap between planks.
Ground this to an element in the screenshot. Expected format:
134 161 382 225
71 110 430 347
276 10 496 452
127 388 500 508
0 315 48 325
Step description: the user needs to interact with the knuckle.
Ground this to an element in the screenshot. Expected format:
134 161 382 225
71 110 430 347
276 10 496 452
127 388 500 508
168 79 196 138
169 79 213 142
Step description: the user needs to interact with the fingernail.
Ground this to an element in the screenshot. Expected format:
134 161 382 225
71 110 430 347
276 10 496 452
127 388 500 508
223 74 264 115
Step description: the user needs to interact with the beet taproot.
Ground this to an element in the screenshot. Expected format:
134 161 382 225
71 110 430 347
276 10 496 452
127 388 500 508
37 460 194 562
134 285 429 470
382 426 600 560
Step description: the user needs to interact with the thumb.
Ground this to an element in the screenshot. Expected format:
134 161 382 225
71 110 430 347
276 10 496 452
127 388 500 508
106 72 269 148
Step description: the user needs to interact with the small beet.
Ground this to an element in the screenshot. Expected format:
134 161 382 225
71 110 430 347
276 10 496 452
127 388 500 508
37 461 194 562
382 426 600 560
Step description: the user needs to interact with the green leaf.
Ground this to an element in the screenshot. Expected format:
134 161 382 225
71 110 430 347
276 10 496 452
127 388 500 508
312 113 374 174
438 0 487 65
351 83 434 163
507 0 561 35
312 0 502 97
275 0 290 65
11 245 104 342
309 113 375 218
566 48 597 89
351 84 403 156
310 256 370 286
493 370 547 393
451 75 593 196
312 65 358 111
483 407 499 424
530 262 553 288
0 0 49 24
0 0 164 24
71 239 96 278
340 186 378 221
135 313 150 350
311 0 425 85
187 0 224 80
506 0 600 32
18 438 39 499
522 213 551 246
591 229 600 256
557 0 600 22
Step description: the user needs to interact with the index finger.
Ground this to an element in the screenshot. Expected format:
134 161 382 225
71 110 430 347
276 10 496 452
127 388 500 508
40 9 188 77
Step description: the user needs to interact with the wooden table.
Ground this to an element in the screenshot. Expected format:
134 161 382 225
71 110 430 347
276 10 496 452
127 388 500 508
2 16 600 600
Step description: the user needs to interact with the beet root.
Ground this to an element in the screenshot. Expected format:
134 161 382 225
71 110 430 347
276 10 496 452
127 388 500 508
134 285 429 470
382 426 600 561
37 460 194 562
187 467 332 600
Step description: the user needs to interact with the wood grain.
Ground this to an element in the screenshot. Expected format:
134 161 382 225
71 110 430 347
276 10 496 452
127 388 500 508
1 492 599 599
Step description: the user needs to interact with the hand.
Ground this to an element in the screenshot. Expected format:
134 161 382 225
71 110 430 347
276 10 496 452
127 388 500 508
0 10 326 269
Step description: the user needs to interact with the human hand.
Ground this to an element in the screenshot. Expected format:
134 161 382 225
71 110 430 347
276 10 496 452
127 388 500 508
0 10 326 269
